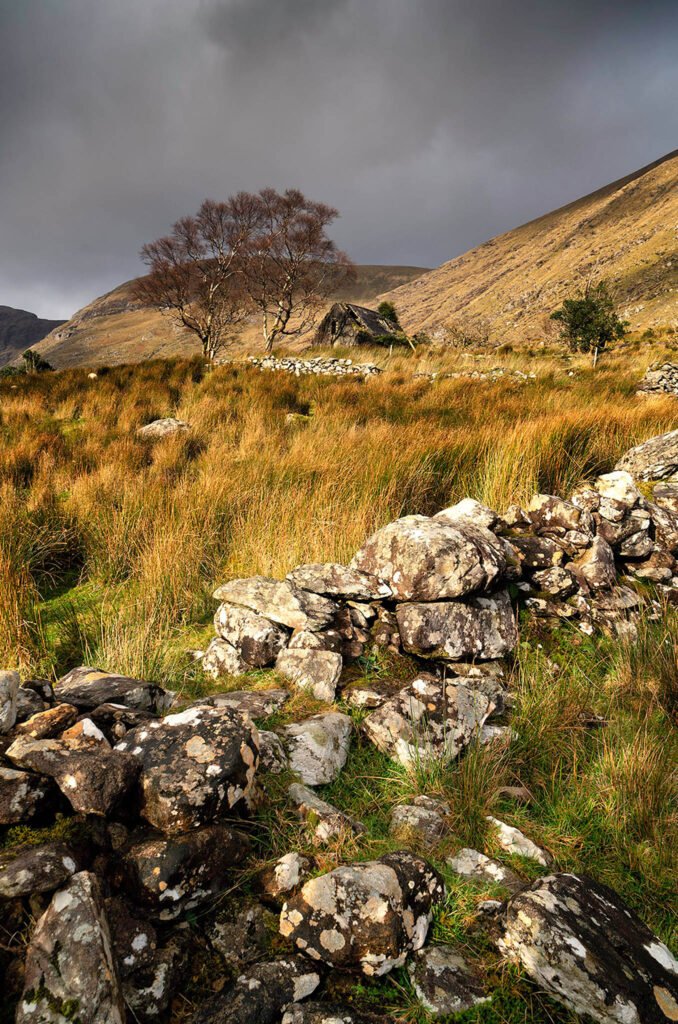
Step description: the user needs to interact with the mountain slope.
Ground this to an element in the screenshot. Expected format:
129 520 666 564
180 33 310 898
0 307 66 367
380 151 678 345
31 265 429 369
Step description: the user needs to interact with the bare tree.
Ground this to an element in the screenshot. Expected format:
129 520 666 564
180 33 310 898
242 189 354 352
135 197 258 362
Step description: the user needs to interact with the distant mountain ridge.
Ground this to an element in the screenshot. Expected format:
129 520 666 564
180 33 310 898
379 150 678 345
0 306 66 367
30 265 430 369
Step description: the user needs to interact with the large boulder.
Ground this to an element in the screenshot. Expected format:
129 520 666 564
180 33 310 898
350 515 505 601
17 871 126 1024
395 591 517 661
119 824 248 920
54 667 174 714
213 577 337 631
362 674 494 767
615 429 678 481
0 669 20 733
280 851 444 976
279 712 352 786
286 563 392 601
499 873 678 1024
114 704 259 833
214 603 289 667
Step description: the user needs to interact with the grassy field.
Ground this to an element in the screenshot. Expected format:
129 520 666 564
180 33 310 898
0 341 676 1022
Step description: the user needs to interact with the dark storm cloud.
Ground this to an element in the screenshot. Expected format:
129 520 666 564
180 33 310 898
0 0 676 317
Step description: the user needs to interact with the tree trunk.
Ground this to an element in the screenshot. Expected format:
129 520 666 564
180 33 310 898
592 345 599 369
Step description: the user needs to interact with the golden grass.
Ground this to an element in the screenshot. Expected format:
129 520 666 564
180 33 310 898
0 350 675 676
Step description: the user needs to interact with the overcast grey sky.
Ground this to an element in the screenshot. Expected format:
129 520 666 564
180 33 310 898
1 0 676 318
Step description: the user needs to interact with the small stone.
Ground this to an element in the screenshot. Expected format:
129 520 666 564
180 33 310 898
136 417 190 439
197 688 289 718
61 717 110 749
192 957 322 1024
276 649 343 703
279 712 352 786
257 730 289 773
55 666 174 714
486 816 551 866
447 848 524 892
0 765 55 824
258 852 313 901
0 842 78 898
288 782 364 844
0 670 20 733
15 702 79 739
214 602 289 667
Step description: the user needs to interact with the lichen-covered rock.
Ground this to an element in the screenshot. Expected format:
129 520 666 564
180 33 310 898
279 712 352 786
106 896 158 979
202 636 248 677
288 783 364 844
396 591 517 661
447 848 524 892
54 666 174 714
408 945 489 1016
531 566 579 597
6 736 140 816
0 669 20 733
198 688 289 718
213 577 338 631
86 702 156 743
209 902 274 968
280 851 444 976
136 417 190 439
115 704 259 833
17 870 125 1024
214 603 289 667
434 498 501 532
14 685 46 722
257 729 290 773
258 852 313 902
120 824 248 920
595 470 643 507
15 703 78 738
0 765 55 824
0 842 78 898
390 796 450 844
276 649 343 703
615 428 678 481
499 873 678 1024
350 515 506 601
487 816 551 866
363 674 494 767
574 536 617 591
123 944 178 1021
192 957 322 1024
60 717 109 750
288 628 343 653
654 482 678 515
287 562 391 601
527 494 594 540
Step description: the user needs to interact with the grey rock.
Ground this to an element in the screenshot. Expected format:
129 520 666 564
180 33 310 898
115 704 259 833
350 514 506 601
287 562 391 601
574 535 617 590
288 628 343 653
14 702 78 738
197 688 289 718
654 481 678 515
288 783 364 844
511 535 564 569
55 666 174 714
17 871 126 1024
213 577 338 631
486 816 551 865
209 902 273 967
615 428 678 481
192 956 322 1024
0 669 20 733
214 602 289 667
434 497 501 532
595 470 643 507
391 802 447 844
0 765 55 824
0 842 78 898
202 636 248 678
276 649 343 703
280 851 445 976
136 417 190 439
408 945 489 1016
447 848 524 892
363 674 494 767
14 686 47 722
396 590 517 660
279 712 352 786
257 729 290 773
532 566 579 597
123 944 178 1021
499 873 678 1024
527 493 594 540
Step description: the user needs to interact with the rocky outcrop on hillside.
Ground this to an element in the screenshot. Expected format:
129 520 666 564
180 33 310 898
1 430 677 1022
637 362 678 397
